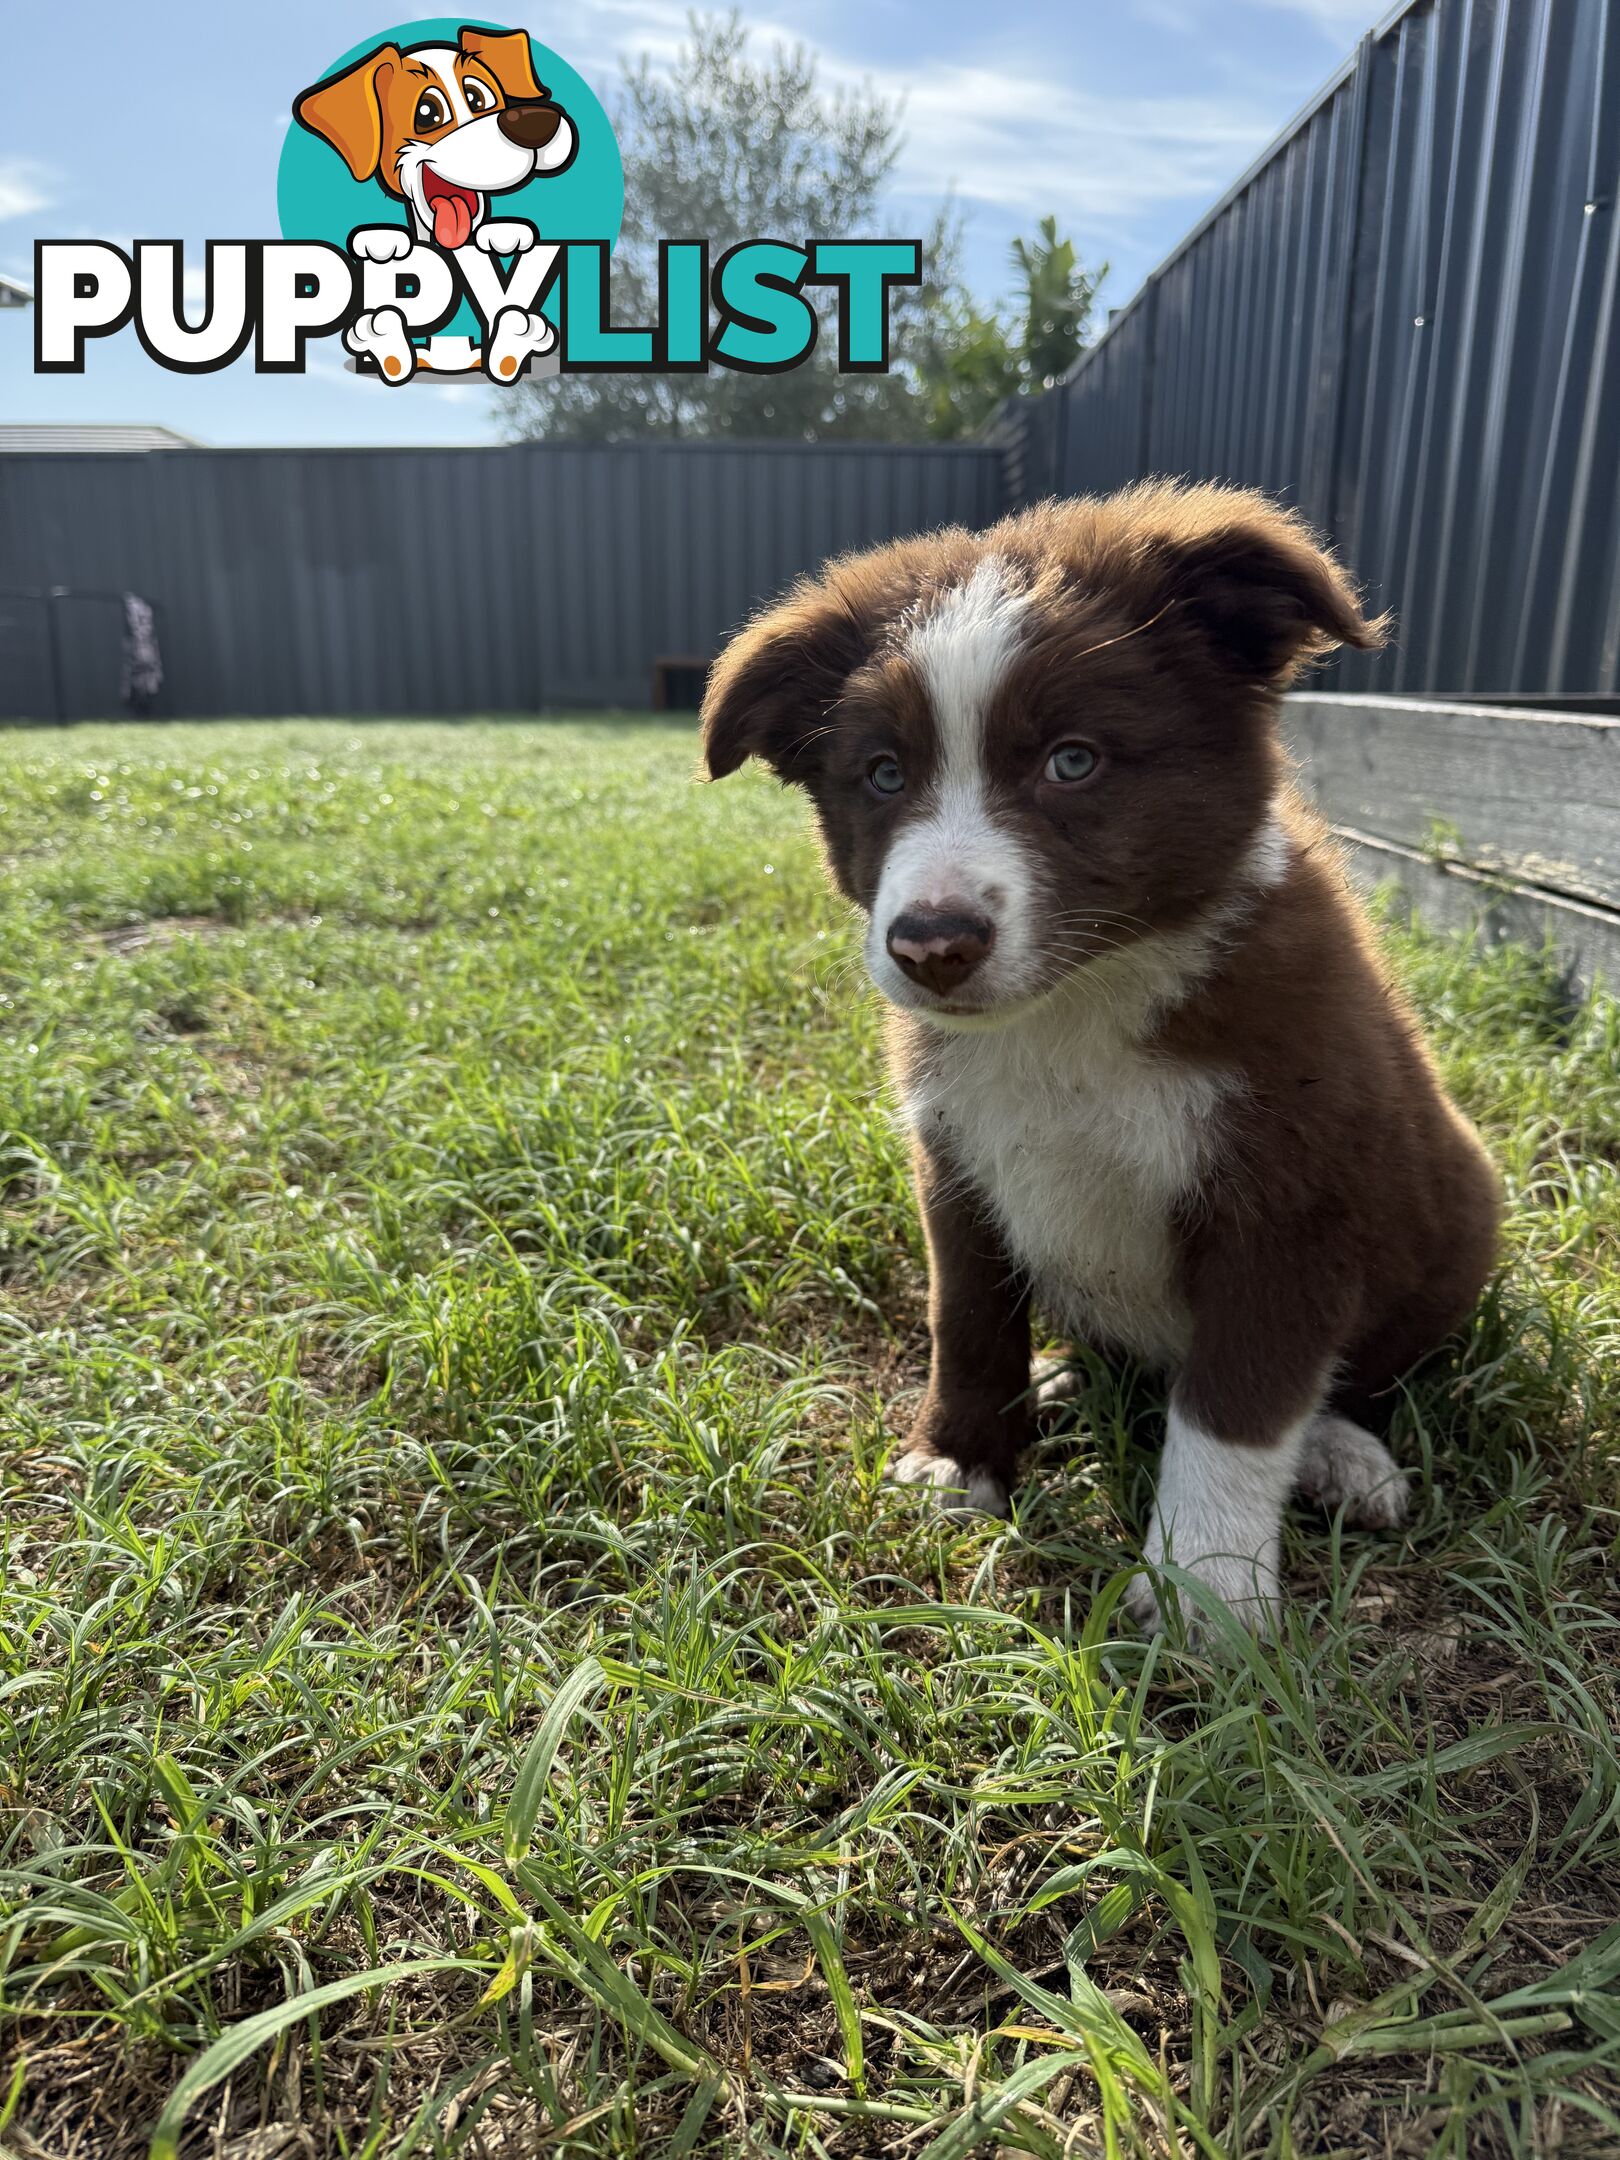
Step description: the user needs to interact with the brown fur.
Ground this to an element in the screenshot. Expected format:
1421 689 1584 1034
294 26 554 191
702 481 1500 1511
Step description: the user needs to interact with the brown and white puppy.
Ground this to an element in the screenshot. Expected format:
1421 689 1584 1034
701 481 1500 1630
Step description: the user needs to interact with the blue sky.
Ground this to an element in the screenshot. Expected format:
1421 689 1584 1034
3 0 1384 444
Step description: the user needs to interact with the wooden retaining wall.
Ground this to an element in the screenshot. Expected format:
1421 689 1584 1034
1283 694 1620 994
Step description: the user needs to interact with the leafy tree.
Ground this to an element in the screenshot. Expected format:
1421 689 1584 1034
502 13 1104 444
505 12 940 442
1014 216 1105 391
918 220 1107 438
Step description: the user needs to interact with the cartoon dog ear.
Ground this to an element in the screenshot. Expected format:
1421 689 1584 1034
1130 483 1387 686
459 26 546 101
293 44 401 183
701 580 870 784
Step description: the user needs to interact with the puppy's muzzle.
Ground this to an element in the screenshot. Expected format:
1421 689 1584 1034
498 100 567 149
886 906 996 998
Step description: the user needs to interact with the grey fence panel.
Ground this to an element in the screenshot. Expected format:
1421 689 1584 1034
1058 298 1153 496
0 440 1006 720
1035 0 1620 699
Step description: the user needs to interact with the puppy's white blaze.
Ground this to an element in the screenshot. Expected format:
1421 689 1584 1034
868 557 1039 1013
904 556 1031 783
1131 1406 1310 1625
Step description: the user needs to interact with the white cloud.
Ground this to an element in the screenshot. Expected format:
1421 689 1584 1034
882 64 1277 224
0 158 52 222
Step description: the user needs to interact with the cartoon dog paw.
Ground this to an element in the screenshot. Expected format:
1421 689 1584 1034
344 306 416 382
350 226 414 263
484 306 555 381
475 220 538 257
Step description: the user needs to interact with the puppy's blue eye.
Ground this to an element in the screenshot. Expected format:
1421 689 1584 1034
1045 742 1098 784
868 756 904 796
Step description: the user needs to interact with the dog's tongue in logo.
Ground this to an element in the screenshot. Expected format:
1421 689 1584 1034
293 27 577 258
423 170 478 251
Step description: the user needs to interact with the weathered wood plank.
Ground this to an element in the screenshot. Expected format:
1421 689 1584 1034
1328 825 1620 999
1284 693 1620 911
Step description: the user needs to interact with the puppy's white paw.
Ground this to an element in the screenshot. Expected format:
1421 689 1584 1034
1295 1413 1410 1528
1126 1408 1296 1637
889 1447 1009 1520
484 306 557 381
343 307 415 381
476 219 537 256
1124 1545 1282 1636
1032 1355 1083 1417
351 226 414 263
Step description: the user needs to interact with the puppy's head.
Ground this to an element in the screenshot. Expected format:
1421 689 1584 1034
294 28 576 249
702 481 1384 1027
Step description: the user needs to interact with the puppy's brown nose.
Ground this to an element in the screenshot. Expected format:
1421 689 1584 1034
498 99 566 148
886 906 996 997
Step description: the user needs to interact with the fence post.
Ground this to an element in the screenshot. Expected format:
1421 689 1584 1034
1324 30 1379 556
45 586 67 725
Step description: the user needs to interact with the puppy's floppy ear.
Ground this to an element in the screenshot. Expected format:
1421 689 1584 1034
701 579 868 784
1140 484 1387 685
293 45 401 183
459 26 546 100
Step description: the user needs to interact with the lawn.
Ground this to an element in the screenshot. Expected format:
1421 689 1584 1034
2 716 1618 2160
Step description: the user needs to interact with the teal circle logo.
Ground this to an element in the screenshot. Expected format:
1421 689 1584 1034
276 17 622 345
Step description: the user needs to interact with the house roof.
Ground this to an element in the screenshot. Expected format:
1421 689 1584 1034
0 423 201 453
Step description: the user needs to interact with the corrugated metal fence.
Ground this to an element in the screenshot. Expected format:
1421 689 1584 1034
0 441 1003 720
6 0 1618 719
1007 0 1620 697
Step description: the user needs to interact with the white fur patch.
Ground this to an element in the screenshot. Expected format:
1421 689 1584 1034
867 559 1040 1013
902 918 1234 1363
889 1446 1010 1519
1128 1407 1309 1631
1243 807 1293 890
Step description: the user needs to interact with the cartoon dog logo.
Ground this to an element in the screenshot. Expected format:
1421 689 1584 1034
294 25 575 380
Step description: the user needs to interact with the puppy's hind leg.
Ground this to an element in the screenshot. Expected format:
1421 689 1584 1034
1032 1349 1084 1419
1294 1411 1410 1528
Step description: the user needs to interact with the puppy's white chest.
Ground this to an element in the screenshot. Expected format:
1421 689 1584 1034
907 1024 1225 1363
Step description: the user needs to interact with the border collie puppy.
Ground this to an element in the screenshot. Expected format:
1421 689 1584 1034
701 482 1499 1630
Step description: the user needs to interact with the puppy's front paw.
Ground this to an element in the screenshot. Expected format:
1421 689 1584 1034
1295 1413 1411 1528
1126 1496 1283 1637
351 226 414 263
889 1447 1009 1520
476 219 538 255
343 307 415 381
484 306 557 380
1124 1549 1282 1636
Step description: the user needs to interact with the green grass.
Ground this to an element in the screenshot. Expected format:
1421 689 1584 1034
1 716 1618 2160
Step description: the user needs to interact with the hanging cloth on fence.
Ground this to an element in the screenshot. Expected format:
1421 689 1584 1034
120 592 163 714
